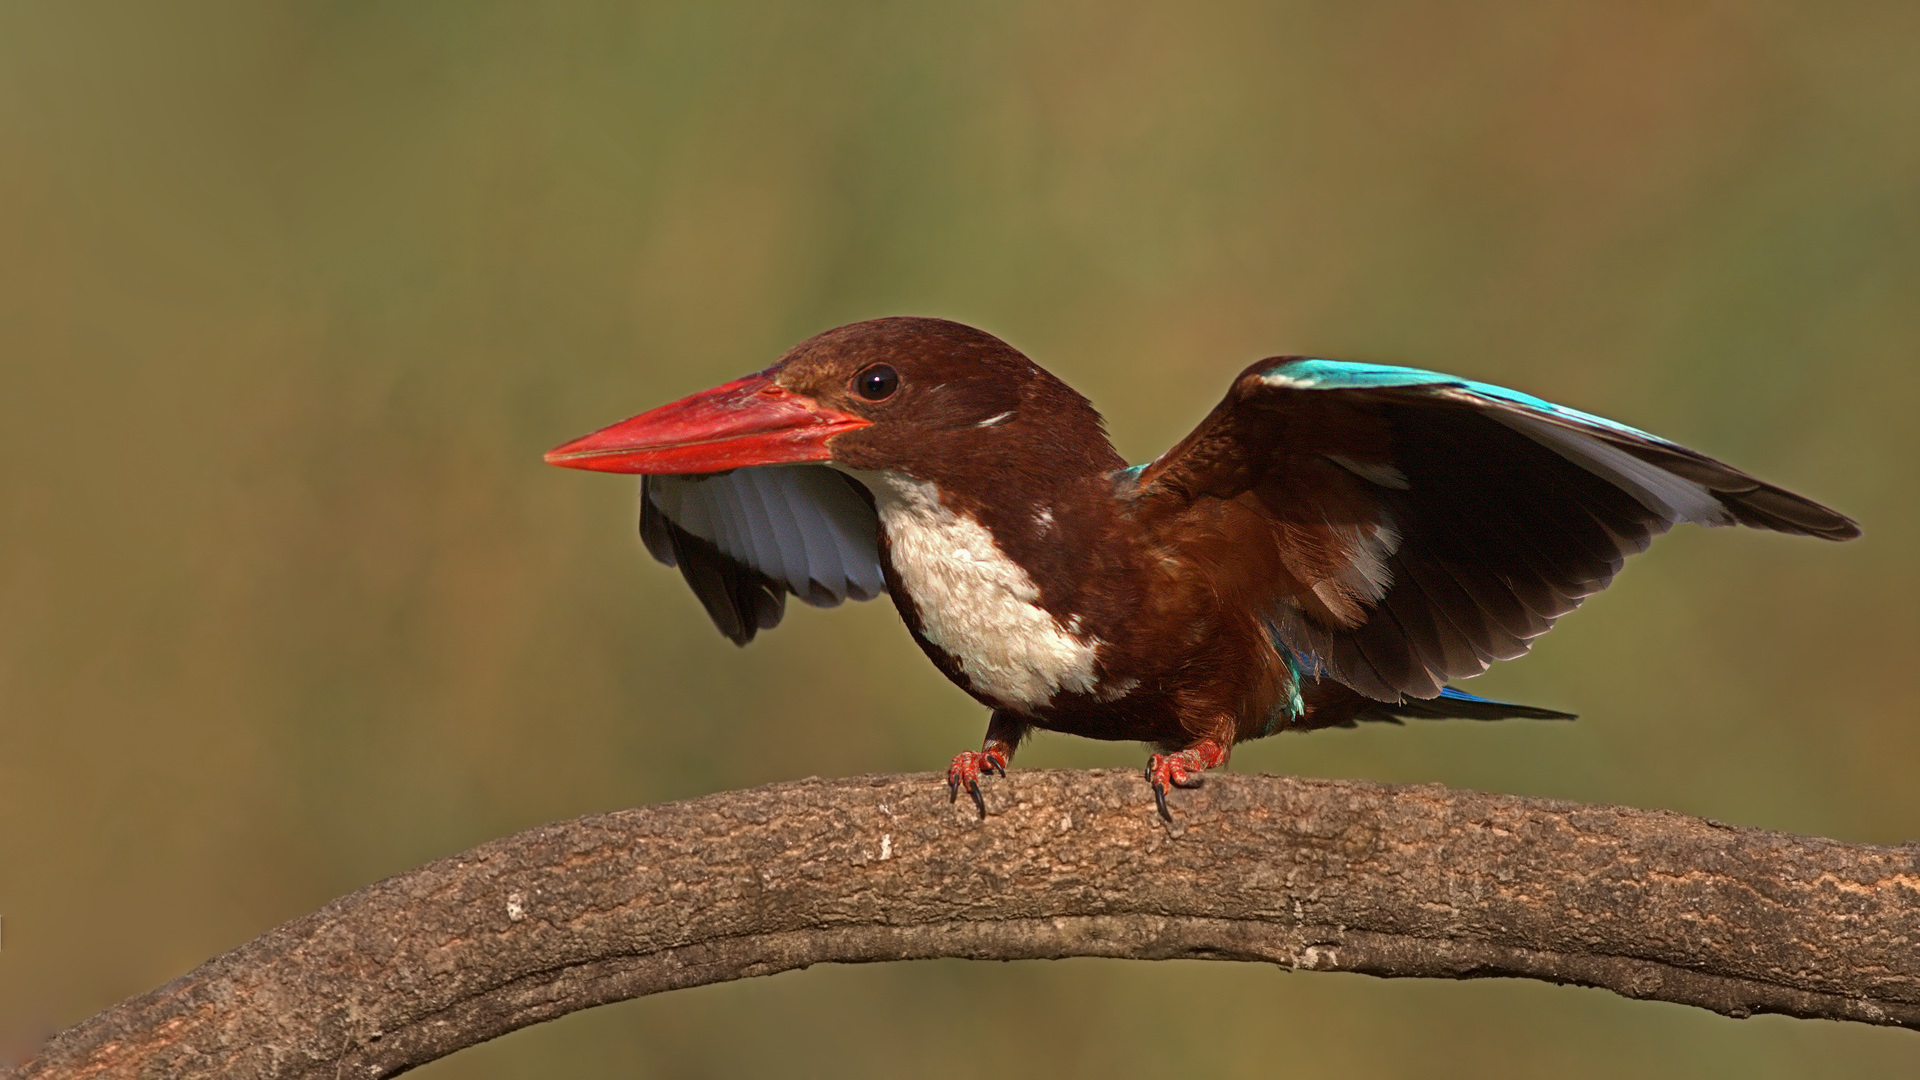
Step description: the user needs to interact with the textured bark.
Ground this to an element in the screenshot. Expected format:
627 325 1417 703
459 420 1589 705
15 770 1920 1078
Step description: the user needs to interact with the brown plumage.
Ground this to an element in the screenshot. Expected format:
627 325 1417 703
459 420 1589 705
548 317 1858 818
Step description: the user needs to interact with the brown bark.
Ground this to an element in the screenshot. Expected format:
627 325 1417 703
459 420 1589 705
14 770 1920 1078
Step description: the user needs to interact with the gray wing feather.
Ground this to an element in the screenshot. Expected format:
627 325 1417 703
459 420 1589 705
728 473 787 588
748 469 819 598
786 466 887 601
763 470 841 603
642 466 885 643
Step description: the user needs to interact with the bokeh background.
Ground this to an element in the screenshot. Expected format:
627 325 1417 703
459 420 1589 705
3 2 1916 1076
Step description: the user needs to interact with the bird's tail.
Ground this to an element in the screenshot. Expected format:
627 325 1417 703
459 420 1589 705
1358 685 1576 724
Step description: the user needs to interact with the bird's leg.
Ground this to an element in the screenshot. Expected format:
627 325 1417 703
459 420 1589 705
947 710 1030 816
1144 738 1230 822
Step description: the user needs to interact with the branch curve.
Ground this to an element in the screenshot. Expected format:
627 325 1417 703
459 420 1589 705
16 770 1920 1078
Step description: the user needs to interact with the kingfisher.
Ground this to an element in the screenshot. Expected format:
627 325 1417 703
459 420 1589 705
546 317 1858 819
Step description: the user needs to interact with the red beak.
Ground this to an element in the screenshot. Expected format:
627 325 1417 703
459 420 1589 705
544 372 870 474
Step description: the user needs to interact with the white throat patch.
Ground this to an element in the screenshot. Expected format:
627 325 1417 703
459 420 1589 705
842 470 1101 711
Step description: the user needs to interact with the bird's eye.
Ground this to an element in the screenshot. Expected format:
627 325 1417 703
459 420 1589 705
854 363 899 401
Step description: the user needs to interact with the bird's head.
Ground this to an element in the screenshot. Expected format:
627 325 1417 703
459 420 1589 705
545 316 1112 479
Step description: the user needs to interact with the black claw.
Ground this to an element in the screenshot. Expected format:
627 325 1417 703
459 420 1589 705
948 775 960 803
989 759 1006 778
967 778 987 817
1152 781 1173 822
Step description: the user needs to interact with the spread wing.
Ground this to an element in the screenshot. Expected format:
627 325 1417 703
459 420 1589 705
640 465 886 645
1128 357 1859 701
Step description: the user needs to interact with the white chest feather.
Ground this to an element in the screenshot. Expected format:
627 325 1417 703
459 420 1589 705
848 471 1101 711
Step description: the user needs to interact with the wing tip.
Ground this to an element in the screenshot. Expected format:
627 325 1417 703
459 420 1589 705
1712 483 1861 541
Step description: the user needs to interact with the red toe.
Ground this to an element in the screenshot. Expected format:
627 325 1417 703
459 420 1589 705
1143 739 1229 821
946 745 1010 815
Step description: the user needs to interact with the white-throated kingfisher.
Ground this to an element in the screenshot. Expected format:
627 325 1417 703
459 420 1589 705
547 318 1858 819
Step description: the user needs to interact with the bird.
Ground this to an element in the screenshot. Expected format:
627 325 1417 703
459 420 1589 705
546 316 1859 819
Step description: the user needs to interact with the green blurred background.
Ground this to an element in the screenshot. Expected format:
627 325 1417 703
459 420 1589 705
2 2 1916 1075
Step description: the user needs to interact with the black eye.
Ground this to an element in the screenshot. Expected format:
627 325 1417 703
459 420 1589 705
854 363 899 401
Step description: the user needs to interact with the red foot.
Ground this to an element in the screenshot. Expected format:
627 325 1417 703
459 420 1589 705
947 743 1011 816
1144 739 1229 821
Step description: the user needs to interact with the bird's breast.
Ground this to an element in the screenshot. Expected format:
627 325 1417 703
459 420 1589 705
844 469 1105 712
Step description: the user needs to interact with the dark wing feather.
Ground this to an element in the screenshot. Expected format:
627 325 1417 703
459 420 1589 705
1130 357 1857 701
641 509 784 645
640 465 885 646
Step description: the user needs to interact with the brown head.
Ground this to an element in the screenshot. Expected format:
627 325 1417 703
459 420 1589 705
545 316 1120 483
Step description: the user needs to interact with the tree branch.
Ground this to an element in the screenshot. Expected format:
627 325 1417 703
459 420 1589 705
16 770 1920 1078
